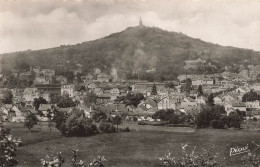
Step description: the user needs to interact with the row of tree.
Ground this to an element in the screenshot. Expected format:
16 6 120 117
152 109 194 125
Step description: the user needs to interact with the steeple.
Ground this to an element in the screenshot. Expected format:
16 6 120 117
139 17 143 27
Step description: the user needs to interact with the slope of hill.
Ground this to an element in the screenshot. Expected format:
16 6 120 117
0 25 259 81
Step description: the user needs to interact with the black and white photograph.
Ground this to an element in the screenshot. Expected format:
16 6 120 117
0 0 260 166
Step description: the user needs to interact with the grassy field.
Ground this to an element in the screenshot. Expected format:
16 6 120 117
3 122 260 167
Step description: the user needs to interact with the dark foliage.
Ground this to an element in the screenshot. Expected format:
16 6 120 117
1 26 258 82
152 109 182 124
112 115 122 131
0 125 19 167
33 97 47 110
1 89 13 104
196 105 226 128
242 90 260 102
54 109 98 137
84 92 98 105
98 121 116 133
226 112 243 128
92 111 107 122
197 85 203 96
123 92 144 107
207 94 215 106
51 94 76 108
24 113 38 131
151 84 158 95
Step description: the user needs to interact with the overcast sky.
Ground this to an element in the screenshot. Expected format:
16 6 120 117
0 0 260 53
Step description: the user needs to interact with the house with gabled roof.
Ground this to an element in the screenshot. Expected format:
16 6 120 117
246 100 260 109
139 98 157 109
224 100 235 113
126 105 136 112
110 88 120 96
157 96 176 110
214 96 223 105
11 105 29 122
97 93 111 103
234 87 250 95
180 97 198 111
1 104 13 116
195 96 207 105
38 104 53 116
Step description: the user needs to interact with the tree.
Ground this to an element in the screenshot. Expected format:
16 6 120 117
24 113 38 132
152 110 167 120
63 110 98 137
98 121 116 133
207 94 215 106
226 112 243 128
0 125 19 167
33 98 40 110
76 73 82 83
197 85 203 96
210 116 226 129
67 71 74 83
57 95 76 108
242 90 260 102
1 90 13 104
132 116 138 122
33 97 47 110
38 97 47 104
113 115 122 131
46 109 54 132
124 92 144 107
165 82 176 89
49 92 60 104
84 92 98 105
196 105 226 128
53 109 69 134
152 109 179 124
92 111 107 122
185 78 192 93
151 84 158 95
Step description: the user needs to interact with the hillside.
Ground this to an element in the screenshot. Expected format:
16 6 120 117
0 25 259 81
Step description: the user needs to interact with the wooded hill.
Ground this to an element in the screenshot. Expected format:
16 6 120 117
1 25 259 81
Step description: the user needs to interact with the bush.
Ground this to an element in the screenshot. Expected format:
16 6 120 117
132 116 138 122
53 109 98 137
65 113 98 137
0 125 20 167
41 150 105 167
226 112 243 128
242 152 260 167
210 119 225 129
253 117 257 121
159 143 218 167
197 105 226 128
98 122 116 133
92 111 107 122
24 113 38 131
119 127 131 132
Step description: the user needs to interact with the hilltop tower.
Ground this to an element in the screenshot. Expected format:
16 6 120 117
139 17 143 27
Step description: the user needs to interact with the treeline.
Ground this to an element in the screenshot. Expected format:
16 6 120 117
151 105 244 129
52 108 129 137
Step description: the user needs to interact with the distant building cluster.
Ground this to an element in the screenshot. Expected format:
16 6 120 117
0 55 260 124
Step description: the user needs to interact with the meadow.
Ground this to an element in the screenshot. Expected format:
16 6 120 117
4 122 260 167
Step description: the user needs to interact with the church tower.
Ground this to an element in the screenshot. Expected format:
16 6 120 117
139 17 143 27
